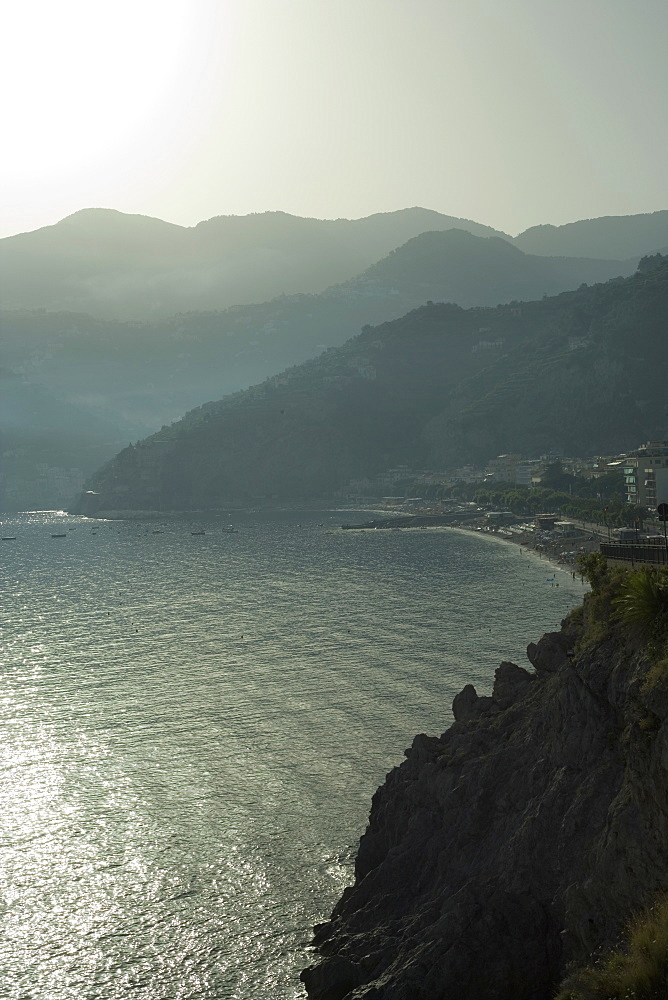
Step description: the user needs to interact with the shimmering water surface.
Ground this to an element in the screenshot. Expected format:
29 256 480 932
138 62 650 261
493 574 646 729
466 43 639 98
0 509 586 999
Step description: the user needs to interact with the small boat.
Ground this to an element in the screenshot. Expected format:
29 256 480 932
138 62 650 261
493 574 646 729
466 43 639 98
1 536 16 541
221 526 237 533
151 530 164 534
51 533 67 538
191 531 206 536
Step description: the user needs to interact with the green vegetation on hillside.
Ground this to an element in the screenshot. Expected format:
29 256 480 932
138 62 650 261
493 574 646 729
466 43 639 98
615 567 668 637
574 553 668 659
73 255 668 512
557 896 668 999
7 228 641 510
412 466 639 526
0 207 508 320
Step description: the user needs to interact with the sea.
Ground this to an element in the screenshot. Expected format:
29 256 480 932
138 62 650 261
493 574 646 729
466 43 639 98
0 508 586 999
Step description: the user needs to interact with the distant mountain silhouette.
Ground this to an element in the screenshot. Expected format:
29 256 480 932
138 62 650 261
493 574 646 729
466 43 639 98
72 256 668 512
0 207 507 320
349 229 633 306
1 230 635 507
514 210 668 259
4 209 666 509
4 207 666 323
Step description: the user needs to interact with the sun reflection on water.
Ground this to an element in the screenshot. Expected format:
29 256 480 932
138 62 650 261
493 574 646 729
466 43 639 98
0 509 586 997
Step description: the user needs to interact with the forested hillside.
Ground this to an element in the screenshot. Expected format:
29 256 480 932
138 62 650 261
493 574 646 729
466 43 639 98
3 229 636 508
73 255 668 512
0 207 505 320
2 229 632 433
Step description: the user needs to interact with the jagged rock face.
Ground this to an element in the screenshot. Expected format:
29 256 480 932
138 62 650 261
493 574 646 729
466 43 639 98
301 617 668 1000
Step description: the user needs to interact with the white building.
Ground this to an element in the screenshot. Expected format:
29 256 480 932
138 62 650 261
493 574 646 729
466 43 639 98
623 441 668 510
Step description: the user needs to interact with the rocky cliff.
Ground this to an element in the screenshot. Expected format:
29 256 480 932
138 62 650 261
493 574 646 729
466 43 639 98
301 572 668 999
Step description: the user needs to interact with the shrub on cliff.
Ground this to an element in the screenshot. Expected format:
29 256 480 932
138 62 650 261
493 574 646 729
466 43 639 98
556 896 668 999
577 552 613 595
614 567 668 641
576 552 628 650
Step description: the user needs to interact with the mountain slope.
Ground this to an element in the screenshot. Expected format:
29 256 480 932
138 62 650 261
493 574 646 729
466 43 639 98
3 206 666 322
0 207 508 320
514 209 668 259
1 229 634 432
4 229 640 509
351 229 633 305
72 256 668 513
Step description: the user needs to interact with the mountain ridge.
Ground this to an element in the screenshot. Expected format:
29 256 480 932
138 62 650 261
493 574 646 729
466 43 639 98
4 228 640 509
514 209 668 259
4 206 668 320
0 207 509 320
70 255 668 514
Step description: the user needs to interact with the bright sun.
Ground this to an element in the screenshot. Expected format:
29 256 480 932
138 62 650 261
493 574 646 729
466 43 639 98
1 0 194 182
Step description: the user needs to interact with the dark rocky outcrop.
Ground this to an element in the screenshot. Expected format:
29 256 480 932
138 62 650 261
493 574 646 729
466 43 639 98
301 609 668 999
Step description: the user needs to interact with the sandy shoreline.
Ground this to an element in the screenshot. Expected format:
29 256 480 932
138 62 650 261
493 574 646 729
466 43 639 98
341 507 589 586
448 523 588 589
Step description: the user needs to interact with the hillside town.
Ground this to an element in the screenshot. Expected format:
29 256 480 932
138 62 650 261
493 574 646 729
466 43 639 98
344 440 668 568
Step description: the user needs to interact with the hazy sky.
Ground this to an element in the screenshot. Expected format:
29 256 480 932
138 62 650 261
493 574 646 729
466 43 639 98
2 0 667 238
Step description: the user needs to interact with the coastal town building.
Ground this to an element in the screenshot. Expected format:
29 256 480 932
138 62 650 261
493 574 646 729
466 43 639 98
535 514 559 531
451 466 486 484
487 454 544 487
486 454 521 483
623 441 668 509
553 521 584 539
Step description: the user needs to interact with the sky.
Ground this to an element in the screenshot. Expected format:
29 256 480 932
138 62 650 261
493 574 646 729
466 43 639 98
1 0 667 239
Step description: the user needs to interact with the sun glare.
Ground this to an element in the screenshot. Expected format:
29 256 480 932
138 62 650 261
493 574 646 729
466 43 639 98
0 0 194 179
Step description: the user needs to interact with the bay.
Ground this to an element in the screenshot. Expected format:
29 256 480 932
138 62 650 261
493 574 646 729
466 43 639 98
0 508 586 999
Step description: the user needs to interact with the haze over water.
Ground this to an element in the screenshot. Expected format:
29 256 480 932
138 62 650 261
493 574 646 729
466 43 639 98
0 508 585 999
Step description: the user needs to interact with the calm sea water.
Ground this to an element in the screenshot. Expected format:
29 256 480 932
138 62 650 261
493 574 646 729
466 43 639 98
0 508 585 999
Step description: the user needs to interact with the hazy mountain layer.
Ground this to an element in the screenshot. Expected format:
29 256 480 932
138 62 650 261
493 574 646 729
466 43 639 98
2 229 634 432
0 369 132 510
4 205 667 322
514 209 668 259
0 207 505 320
73 256 668 513
352 229 633 304
5 229 640 509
